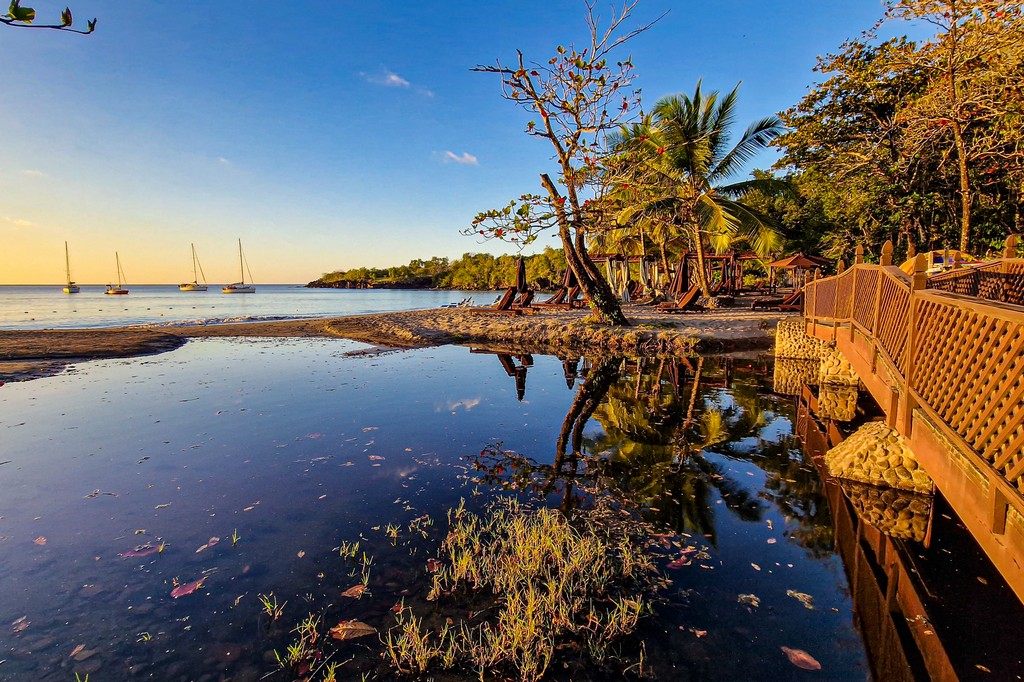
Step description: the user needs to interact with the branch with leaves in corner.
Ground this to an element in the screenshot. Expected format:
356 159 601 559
2 1 95 33
467 0 663 326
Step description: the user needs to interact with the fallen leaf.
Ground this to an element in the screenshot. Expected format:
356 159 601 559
426 558 443 572
341 584 368 598
70 644 85 658
786 590 815 610
691 628 707 638
976 664 992 673
781 646 821 671
369 455 385 461
11 616 29 633
329 620 376 641
33 536 47 545
738 594 760 608
154 503 171 510
170 578 206 598
751 563 761 571
297 550 305 558
195 537 220 553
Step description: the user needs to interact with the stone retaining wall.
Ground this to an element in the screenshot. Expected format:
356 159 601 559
774 318 827 360
818 345 859 387
818 385 858 422
825 421 933 494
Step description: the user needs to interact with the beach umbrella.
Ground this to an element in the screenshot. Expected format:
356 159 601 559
766 253 830 270
514 256 528 293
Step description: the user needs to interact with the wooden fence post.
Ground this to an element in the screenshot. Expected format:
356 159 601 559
855 244 864 265
1005 234 1019 260
880 240 893 267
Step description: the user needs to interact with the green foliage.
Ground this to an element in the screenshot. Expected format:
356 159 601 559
775 1 1024 258
2 1 95 32
315 248 566 290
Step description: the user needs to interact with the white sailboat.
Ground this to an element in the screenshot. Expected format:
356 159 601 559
222 239 255 294
62 241 80 294
105 252 129 295
179 243 208 291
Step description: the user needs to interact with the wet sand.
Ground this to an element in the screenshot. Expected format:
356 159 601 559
0 305 790 382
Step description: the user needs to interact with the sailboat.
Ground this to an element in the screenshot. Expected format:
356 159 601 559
105 252 129 295
179 243 208 291
222 239 255 294
62 241 80 294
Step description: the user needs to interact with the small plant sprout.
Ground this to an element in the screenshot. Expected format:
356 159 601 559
336 540 360 559
136 631 153 642
231 528 240 547
258 592 286 622
385 523 400 544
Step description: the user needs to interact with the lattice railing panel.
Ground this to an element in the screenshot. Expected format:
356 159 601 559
875 273 911 375
836 270 854 320
812 278 837 319
911 297 1024 490
852 268 879 332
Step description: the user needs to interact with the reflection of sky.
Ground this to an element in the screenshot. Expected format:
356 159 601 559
0 343 870 680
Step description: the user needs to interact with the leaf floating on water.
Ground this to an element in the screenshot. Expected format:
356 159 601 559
329 619 376 641
297 550 305 558
119 543 163 558
781 646 821 671
737 593 760 608
69 644 85 658
976 664 992 673
751 563 761 571
786 590 815 610
154 503 171 510
170 578 205 599
11 616 29 633
195 537 220 553
368 455 385 461
340 584 368 598
33 536 47 545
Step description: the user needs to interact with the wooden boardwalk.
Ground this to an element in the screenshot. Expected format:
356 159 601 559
803 239 1024 603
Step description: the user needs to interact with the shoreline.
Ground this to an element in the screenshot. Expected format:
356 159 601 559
0 305 790 382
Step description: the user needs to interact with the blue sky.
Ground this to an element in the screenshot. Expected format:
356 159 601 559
1 1 903 284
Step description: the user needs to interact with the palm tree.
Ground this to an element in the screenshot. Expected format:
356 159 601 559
611 82 786 296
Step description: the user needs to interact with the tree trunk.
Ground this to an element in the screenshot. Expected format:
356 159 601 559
691 228 711 297
951 119 972 251
541 173 630 326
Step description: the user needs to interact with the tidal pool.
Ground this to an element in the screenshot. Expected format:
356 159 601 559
0 339 867 680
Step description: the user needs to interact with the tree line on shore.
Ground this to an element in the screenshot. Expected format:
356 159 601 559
308 248 567 290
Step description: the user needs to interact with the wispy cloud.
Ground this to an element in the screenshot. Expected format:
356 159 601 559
360 68 411 88
3 216 34 228
22 170 47 178
216 156 231 165
439 397 482 412
442 151 479 166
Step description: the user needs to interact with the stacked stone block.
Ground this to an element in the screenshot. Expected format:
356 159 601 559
825 421 933 494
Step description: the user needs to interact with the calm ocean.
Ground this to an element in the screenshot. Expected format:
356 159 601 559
0 285 484 330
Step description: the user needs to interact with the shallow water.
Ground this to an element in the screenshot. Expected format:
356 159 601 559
0 339 903 680
0 285 484 329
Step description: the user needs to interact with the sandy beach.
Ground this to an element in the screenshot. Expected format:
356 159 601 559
0 304 789 382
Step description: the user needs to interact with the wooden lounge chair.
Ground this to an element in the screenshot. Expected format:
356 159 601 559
466 286 521 316
657 284 704 314
751 288 803 311
538 287 567 306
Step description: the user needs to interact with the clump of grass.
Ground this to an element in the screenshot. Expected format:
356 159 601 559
335 539 360 559
385 498 657 681
258 592 286 622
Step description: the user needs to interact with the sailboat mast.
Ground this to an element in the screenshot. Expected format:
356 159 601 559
239 239 244 285
65 242 72 285
192 243 198 281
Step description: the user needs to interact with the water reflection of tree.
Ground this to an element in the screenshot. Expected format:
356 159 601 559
470 352 835 555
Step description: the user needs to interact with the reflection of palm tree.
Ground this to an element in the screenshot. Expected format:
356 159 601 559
469 353 835 555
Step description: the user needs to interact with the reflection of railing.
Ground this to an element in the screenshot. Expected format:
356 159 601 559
803 236 1024 603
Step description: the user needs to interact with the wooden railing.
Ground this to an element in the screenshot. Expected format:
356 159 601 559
804 238 1024 601
805 247 1024 494
927 259 1024 305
